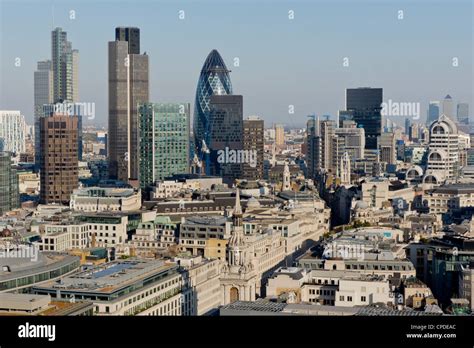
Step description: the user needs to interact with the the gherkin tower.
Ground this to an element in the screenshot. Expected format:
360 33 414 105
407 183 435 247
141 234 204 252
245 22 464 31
193 49 232 173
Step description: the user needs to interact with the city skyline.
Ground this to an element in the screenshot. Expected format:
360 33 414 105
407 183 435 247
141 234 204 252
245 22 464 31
1 0 474 337
0 0 472 127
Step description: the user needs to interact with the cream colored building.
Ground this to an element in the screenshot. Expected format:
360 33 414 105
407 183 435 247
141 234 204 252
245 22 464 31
70 187 141 212
175 255 222 315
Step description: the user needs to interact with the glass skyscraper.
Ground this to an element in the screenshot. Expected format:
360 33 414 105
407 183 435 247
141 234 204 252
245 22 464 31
0 152 19 215
346 87 383 150
51 27 79 103
427 101 440 126
193 49 232 174
138 103 190 189
208 95 243 184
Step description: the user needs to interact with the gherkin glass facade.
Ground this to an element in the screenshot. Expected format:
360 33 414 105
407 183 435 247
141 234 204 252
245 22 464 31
193 50 232 173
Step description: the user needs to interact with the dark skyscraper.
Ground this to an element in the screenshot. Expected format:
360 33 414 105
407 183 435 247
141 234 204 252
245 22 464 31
405 118 411 134
242 116 264 181
108 27 149 182
193 50 233 174
306 116 321 180
346 87 383 149
115 27 140 54
39 114 78 204
0 152 19 215
208 95 243 184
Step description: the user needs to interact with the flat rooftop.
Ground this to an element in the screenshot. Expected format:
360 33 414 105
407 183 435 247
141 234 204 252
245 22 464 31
34 259 177 294
183 215 228 226
0 252 80 283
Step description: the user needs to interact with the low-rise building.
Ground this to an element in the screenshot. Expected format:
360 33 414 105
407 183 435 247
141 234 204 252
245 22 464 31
32 259 192 316
70 187 141 212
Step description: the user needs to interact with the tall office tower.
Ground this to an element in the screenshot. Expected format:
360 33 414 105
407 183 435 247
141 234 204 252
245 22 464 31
71 49 79 102
194 50 233 175
34 60 53 165
208 95 243 184
108 27 149 181
408 123 419 142
346 87 383 149
320 120 336 172
442 95 454 121
457 103 469 125
39 114 79 204
138 103 190 189
115 27 140 54
41 103 83 161
274 124 285 146
51 27 79 103
427 101 440 126
0 111 26 154
0 152 19 215
424 115 460 184
405 118 411 135
332 120 365 168
242 116 264 180
378 132 396 165
306 117 321 180
332 121 365 176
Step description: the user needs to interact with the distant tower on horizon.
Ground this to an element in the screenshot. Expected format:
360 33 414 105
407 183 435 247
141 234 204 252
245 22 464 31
274 124 285 147
442 95 454 121
457 102 469 125
427 101 440 126
51 27 79 103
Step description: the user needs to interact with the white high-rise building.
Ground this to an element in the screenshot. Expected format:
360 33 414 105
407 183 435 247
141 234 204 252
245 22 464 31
424 115 460 184
0 111 26 154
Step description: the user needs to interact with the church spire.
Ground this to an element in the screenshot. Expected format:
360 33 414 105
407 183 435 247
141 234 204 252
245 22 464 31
233 188 242 227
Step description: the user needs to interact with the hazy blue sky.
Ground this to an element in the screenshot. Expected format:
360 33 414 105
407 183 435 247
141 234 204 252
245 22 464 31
0 0 472 128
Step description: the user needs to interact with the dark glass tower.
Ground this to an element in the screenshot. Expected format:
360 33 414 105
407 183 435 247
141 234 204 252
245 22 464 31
346 88 383 150
115 27 140 54
108 27 149 181
193 50 233 174
208 95 243 184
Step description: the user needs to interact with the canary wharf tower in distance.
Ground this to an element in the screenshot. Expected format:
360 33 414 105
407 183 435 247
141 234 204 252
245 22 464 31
193 49 233 174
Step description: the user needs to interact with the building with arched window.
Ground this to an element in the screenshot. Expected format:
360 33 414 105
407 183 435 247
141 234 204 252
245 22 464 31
423 115 460 185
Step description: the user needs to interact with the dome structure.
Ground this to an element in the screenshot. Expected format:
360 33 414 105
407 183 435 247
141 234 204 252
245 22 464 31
246 196 261 209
